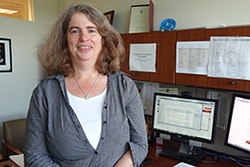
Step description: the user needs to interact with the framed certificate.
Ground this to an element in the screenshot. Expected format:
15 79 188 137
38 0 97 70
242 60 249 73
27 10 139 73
129 0 154 33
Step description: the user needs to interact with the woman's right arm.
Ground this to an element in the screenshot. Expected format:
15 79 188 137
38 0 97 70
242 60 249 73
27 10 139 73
23 87 60 167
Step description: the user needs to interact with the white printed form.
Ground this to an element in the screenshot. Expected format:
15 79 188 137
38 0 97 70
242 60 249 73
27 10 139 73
176 41 210 74
140 81 159 115
208 36 250 80
129 43 156 72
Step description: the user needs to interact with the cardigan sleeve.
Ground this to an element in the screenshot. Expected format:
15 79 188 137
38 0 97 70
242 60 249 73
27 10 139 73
124 78 148 166
24 85 60 167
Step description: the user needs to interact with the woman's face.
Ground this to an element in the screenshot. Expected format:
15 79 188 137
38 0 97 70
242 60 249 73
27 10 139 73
67 12 102 67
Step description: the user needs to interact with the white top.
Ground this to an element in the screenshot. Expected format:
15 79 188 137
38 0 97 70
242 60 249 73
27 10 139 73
67 88 107 149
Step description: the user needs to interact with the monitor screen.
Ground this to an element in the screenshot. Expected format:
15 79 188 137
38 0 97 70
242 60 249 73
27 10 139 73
152 93 218 144
151 93 218 165
225 94 250 154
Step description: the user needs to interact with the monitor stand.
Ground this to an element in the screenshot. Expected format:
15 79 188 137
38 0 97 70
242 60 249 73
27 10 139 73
159 142 204 166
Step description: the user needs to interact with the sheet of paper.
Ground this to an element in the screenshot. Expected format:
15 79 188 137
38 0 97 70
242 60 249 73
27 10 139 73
129 43 156 72
173 162 195 167
140 81 159 115
9 154 24 167
176 41 210 74
207 91 228 129
208 36 250 80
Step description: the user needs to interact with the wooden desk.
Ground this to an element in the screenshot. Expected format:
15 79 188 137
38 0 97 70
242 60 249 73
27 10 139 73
0 160 19 167
144 142 241 167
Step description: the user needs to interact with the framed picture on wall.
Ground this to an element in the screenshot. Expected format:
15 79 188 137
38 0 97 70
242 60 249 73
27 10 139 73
0 38 12 72
129 0 154 33
104 10 115 25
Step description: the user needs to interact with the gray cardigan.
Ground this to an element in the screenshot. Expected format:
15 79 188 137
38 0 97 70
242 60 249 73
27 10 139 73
24 71 148 167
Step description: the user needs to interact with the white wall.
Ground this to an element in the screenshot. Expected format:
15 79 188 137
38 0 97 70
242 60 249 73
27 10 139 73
59 0 250 33
0 0 58 152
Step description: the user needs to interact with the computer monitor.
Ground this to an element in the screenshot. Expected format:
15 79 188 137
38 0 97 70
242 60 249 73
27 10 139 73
152 93 218 165
225 94 250 154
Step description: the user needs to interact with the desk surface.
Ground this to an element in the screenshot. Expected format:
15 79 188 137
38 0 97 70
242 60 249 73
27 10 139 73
144 142 240 167
0 143 241 167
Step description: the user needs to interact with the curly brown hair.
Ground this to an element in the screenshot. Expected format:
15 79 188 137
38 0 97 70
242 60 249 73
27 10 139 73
38 3 125 76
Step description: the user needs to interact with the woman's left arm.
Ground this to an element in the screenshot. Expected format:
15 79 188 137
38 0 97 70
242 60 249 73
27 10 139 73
124 80 148 167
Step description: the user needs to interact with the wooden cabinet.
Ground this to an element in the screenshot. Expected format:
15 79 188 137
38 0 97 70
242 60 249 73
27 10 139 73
176 26 250 92
120 31 176 84
121 26 250 92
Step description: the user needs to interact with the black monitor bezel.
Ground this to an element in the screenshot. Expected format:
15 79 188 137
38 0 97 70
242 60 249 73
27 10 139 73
224 93 250 154
151 92 218 144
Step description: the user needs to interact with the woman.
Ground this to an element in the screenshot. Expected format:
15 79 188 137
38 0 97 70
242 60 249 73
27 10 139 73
23 2 148 167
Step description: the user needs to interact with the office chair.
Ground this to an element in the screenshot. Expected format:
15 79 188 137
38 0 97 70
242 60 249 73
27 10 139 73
2 118 26 160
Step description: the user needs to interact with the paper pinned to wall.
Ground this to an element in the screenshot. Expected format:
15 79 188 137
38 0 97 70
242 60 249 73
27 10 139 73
208 36 250 80
207 91 228 129
129 43 156 72
140 81 159 115
176 41 210 74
